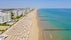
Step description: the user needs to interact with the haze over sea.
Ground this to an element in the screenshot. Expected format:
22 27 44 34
38 8 71 40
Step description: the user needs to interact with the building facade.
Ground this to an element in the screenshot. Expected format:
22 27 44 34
0 12 11 24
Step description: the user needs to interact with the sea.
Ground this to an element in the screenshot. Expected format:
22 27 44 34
38 8 71 40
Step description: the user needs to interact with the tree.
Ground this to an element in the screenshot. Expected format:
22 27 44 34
11 11 14 19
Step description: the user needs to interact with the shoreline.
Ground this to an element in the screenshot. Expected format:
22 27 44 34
36 10 43 40
33 9 43 40
28 9 43 40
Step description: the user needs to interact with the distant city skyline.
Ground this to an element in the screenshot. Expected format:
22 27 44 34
0 0 71 8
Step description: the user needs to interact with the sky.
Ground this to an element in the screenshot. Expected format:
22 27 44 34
0 0 71 8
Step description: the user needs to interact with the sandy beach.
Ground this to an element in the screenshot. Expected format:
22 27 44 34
28 9 43 40
2 9 42 40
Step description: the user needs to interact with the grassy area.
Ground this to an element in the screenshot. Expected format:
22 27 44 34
0 30 6 33
0 29 7 34
0 23 9 26
0 26 9 34
16 14 23 19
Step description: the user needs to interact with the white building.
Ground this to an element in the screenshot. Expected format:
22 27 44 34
22 9 26 16
12 10 18 18
0 16 4 24
12 9 25 17
25 8 31 13
18 10 23 16
12 9 23 17
0 12 11 24
0 34 8 40
7 11 11 21
0 12 5 24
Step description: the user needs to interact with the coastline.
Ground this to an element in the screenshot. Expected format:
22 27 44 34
36 10 43 40
2 9 42 40
33 9 43 40
28 9 43 40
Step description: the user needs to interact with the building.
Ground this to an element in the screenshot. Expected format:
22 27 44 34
1 10 12 22
0 34 7 40
12 10 18 18
17 9 23 16
0 12 5 24
0 16 4 24
12 9 23 17
22 9 26 16
12 9 25 17
0 12 11 24
6 11 11 21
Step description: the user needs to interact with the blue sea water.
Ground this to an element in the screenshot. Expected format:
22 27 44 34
38 8 71 40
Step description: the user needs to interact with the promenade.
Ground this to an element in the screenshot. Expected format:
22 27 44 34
2 9 41 40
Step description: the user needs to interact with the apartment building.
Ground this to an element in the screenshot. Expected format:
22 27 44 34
0 12 11 24
12 10 18 18
12 9 26 17
17 9 23 16
0 16 4 24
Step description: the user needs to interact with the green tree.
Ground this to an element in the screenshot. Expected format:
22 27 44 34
11 11 14 19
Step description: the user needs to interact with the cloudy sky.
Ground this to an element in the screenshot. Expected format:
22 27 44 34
0 0 71 8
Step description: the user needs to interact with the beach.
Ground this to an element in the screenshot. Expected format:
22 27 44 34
2 9 42 40
28 9 43 40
